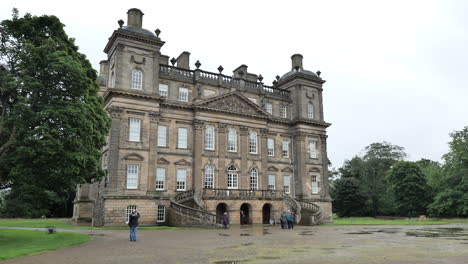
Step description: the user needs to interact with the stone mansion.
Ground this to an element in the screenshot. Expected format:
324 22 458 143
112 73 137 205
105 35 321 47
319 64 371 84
72 8 332 226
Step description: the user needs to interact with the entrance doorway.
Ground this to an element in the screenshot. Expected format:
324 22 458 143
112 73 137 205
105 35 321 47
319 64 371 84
240 203 251 225
216 203 228 224
262 203 272 224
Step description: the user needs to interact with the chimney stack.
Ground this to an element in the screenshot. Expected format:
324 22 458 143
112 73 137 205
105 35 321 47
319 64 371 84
127 8 144 28
291 54 303 70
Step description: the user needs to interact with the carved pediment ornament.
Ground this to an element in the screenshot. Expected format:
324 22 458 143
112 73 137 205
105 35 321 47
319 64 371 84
157 158 170 164
124 153 144 161
193 120 204 130
309 167 321 172
131 55 146 65
268 166 279 172
281 167 293 173
196 93 268 118
218 123 228 133
239 126 249 136
108 106 124 118
174 159 192 166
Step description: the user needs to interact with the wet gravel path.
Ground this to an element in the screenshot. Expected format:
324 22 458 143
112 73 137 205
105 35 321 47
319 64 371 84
2 224 467 264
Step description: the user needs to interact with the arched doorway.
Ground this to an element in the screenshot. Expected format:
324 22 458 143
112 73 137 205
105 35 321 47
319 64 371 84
240 203 251 225
262 203 272 224
216 203 228 224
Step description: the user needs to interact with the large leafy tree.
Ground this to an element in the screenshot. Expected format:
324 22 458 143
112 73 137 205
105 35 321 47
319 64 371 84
0 10 110 217
387 161 432 217
428 126 468 217
332 177 369 217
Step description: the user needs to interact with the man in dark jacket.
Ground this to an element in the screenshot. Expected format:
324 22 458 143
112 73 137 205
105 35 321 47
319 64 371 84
128 210 140 241
222 212 229 229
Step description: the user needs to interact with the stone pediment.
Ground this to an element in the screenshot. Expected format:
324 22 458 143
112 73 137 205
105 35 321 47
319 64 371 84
194 92 270 118
157 158 170 164
174 159 191 166
268 166 279 172
309 167 321 172
281 167 293 173
123 153 144 161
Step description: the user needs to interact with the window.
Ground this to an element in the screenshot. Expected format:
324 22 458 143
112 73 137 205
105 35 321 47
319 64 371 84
227 165 238 189
310 140 317 159
227 128 237 152
157 125 167 147
312 175 319 194
157 205 166 222
249 132 257 154
280 104 287 118
205 125 215 150
156 168 165 190
283 175 290 193
126 164 139 189
176 169 186 191
131 69 143 90
249 168 258 190
159 84 168 97
204 165 214 189
282 140 290 158
265 102 272 115
179 87 188 102
307 103 314 119
267 138 275 157
126 205 137 222
268 175 276 190
178 128 188 149
128 118 141 142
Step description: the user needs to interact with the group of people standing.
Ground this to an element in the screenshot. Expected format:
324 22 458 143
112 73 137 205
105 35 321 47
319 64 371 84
280 210 295 229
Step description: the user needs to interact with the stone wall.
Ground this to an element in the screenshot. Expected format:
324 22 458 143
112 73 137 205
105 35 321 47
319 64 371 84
102 198 170 226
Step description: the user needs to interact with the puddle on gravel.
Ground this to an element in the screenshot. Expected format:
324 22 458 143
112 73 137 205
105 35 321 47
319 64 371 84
218 233 230 236
242 242 254 246
346 232 374 235
300 231 314 236
213 261 243 264
240 233 250 236
405 228 467 238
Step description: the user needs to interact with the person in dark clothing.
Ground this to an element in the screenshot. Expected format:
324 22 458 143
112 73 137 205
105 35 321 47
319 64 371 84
240 210 246 225
287 210 295 229
128 210 140 241
280 211 288 229
222 212 229 229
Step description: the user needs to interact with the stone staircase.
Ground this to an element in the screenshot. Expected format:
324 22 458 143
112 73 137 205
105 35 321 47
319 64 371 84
283 192 323 225
169 190 221 227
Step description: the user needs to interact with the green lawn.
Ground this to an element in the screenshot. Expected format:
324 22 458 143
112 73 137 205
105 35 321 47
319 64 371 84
0 229 90 261
324 217 468 225
0 219 204 230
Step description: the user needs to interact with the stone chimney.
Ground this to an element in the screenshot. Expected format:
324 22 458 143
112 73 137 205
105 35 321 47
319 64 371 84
99 60 108 75
127 8 144 28
176 51 190 69
291 54 303 70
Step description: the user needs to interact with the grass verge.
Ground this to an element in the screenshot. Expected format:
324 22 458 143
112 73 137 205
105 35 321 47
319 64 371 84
0 229 90 261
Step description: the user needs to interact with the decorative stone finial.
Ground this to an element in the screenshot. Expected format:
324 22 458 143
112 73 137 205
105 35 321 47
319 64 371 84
195 60 201 69
217 65 224 73
316 71 321 77
170 57 176 66
118 19 124 28
155 28 161 37
273 80 278 86
258 74 263 82
275 75 280 81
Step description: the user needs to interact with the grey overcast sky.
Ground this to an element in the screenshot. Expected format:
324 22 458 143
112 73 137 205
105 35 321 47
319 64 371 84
2 0 467 168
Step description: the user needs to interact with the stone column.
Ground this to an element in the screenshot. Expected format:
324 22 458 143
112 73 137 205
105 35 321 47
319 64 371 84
260 128 269 189
320 134 330 199
239 126 249 189
147 111 159 194
217 123 228 188
193 120 204 190
293 130 307 199
318 89 324 121
107 106 124 191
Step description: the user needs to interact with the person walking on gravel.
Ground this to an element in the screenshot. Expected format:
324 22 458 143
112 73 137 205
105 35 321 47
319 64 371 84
222 212 229 229
128 210 140 241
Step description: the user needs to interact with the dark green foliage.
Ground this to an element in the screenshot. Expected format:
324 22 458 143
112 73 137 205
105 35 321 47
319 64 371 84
428 126 468 217
332 177 369 217
388 161 432 217
0 10 110 217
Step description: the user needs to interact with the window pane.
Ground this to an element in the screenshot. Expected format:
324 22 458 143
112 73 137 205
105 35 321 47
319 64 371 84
312 175 319 194
159 84 168 97
204 165 214 189
268 175 275 190
280 105 287 118
307 103 314 119
157 205 165 222
228 129 237 152
282 140 289 158
127 164 139 189
265 102 272 115
157 125 167 147
310 141 317 159
178 128 188 149
156 168 165 190
227 167 238 189
205 126 215 150
283 175 290 193
250 169 258 190
131 69 142 90
176 169 186 191
129 118 141 142
267 138 275 156
179 87 188 102
249 132 257 154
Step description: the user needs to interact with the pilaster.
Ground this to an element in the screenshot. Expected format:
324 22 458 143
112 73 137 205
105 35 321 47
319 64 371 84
107 106 124 190
193 120 204 190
